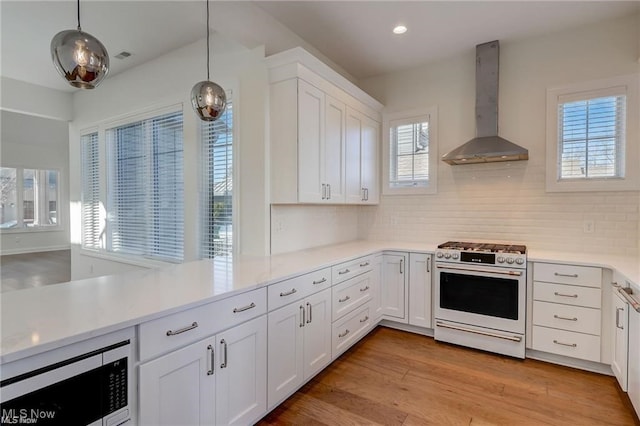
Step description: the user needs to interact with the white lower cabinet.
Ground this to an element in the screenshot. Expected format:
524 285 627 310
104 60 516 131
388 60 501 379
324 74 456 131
139 316 267 426
370 255 383 321
381 252 408 321
408 253 432 328
332 304 372 358
628 301 640 416
611 285 629 391
267 288 332 409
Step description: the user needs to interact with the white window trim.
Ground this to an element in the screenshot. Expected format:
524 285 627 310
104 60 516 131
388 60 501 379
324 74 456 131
0 166 63 233
382 107 438 195
546 74 639 192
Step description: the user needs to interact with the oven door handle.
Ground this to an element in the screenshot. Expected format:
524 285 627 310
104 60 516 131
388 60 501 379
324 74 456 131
435 321 523 342
435 263 522 277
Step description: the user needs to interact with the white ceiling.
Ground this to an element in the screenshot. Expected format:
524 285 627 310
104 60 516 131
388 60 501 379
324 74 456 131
1 1 638 93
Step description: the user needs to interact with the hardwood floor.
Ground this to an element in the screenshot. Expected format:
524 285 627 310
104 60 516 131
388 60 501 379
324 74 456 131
0 250 71 293
259 326 639 426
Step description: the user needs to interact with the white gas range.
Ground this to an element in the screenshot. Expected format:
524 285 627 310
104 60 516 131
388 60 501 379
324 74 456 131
434 241 527 358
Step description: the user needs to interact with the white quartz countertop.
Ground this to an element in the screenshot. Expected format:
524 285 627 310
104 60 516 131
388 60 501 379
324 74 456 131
1 239 638 364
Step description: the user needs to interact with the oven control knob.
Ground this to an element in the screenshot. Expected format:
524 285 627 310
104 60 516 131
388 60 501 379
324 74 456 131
436 252 444 258
497 256 505 263
506 257 515 264
452 253 459 259
444 253 451 259
515 258 524 265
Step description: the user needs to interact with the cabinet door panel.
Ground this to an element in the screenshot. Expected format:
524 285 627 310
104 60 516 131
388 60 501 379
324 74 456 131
267 302 304 408
303 288 333 379
216 317 267 426
611 291 629 391
361 116 379 204
409 253 432 328
298 80 324 203
139 338 215 426
324 95 346 202
345 108 363 203
629 305 640 415
382 254 407 320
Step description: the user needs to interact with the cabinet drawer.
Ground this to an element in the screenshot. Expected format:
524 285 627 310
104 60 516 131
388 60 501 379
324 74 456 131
533 281 601 309
332 255 373 285
332 304 371 359
139 288 267 361
332 271 372 321
532 326 601 362
534 263 601 288
533 300 601 335
268 267 331 311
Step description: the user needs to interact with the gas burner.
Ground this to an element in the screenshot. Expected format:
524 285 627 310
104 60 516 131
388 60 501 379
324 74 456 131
437 241 526 255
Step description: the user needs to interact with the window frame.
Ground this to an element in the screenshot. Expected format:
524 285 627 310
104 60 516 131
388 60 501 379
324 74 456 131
382 107 438 195
546 74 639 192
0 166 62 233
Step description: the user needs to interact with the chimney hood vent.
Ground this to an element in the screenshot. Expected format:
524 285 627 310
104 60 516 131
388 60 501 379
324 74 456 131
442 40 528 165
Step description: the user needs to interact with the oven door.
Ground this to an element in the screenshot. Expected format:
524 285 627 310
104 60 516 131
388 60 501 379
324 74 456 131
434 262 526 335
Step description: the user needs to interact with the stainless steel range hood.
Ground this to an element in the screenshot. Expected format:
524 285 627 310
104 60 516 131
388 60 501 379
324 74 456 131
442 41 528 165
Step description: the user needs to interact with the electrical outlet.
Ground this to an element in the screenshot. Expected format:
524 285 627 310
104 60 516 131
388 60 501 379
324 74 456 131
583 220 595 234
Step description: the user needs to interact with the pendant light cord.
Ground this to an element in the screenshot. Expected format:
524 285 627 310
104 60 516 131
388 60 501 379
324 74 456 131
206 0 210 81
76 0 81 31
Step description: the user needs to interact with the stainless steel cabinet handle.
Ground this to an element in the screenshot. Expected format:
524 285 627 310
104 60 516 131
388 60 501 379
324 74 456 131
361 188 366 201
616 307 624 329
313 278 327 285
338 329 350 338
360 286 370 292
359 316 369 323
280 288 297 297
207 345 214 375
554 272 578 278
299 305 305 328
166 321 198 336
360 262 370 267
365 188 369 201
233 302 256 313
554 292 578 298
220 339 228 368
306 302 312 324
338 295 351 303
553 340 577 348
400 259 404 274
338 268 350 275
322 184 326 200
328 184 331 199
426 256 430 273
553 314 578 321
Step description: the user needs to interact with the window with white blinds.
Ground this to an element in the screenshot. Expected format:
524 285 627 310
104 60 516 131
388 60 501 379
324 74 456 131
389 117 430 188
81 132 101 249
106 110 184 262
201 96 233 258
558 94 625 180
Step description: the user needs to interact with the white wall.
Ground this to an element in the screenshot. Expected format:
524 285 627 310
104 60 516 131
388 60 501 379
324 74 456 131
1 77 73 122
0 110 70 254
70 35 269 279
270 205 359 254
358 13 640 256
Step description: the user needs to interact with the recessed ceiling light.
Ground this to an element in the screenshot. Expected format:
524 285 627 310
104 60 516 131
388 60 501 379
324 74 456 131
393 25 407 35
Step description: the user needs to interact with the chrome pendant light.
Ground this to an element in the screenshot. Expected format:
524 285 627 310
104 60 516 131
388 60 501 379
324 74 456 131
50 0 109 89
191 0 226 121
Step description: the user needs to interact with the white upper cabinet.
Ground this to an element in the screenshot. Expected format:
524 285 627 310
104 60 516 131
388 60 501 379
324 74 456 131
346 108 380 204
267 47 383 205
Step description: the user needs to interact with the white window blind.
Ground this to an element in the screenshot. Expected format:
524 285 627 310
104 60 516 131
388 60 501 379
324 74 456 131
389 118 430 188
81 132 101 249
201 96 233 258
106 110 184 262
0 167 59 230
558 94 625 180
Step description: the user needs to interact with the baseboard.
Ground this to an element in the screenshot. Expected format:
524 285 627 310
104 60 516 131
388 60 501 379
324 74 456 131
379 320 434 337
526 348 613 375
1 245 70 256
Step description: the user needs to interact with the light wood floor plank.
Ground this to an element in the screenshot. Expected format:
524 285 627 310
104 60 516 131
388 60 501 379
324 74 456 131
258 327 638 426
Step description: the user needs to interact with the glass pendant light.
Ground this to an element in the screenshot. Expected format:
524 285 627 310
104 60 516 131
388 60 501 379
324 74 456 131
50 0 109 89
191 0 226 122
